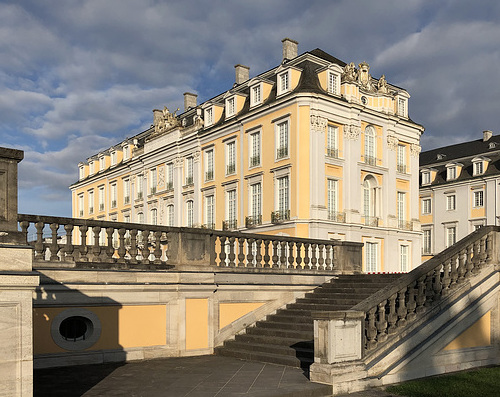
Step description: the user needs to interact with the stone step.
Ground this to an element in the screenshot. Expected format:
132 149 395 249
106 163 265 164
246 325 313 339
234 333 312 347
215 345 310 368
219 339 313 359
256 320 313 332
287 302 359 311
275 306 353 317
296 296 370 305
267 313 314 323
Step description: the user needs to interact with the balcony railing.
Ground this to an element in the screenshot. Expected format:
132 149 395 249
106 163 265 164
185 176 193 186
245 215 262 228
271 210 290 224
226 164 235 175
364 216 379 227
201 223 215 230
397 163 407 173
276 146 288 159
326 148 339 159
398 220 413 231
205 170 214 181
223 219 238 231
364 155 376 166
250 155 260 167
328 211 345 222
166 181 173 191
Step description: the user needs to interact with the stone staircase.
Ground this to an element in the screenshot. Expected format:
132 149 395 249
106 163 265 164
215 274 402 369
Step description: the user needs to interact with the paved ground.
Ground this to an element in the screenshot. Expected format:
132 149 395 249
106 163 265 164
34 355 397 397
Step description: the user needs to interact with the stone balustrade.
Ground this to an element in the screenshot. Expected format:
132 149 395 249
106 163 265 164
313 225 498 365
17 214 363 273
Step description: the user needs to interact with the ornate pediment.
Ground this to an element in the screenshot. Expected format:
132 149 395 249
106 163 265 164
152 107 180 136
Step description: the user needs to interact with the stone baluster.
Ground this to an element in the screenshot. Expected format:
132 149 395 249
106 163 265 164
472 241 480 274
441 258 451 296
387 293 398 334
465 244 474 278
478 236 487 269
416 275 426 313
79 225 89 262
142 229 151 264
271 240 279 268
457 248 467 283
105 227 114 261
19 220 29 244
92 226 101 262
152 231 162 264
295 241 303 269
262 239 270 267
485 233 493 263
128 229 138 265
219 236 227 266
396 287 407 328
247 238 255 267
237 237 245 267
318 244 325 270
228 236 236 267
49 223 59 261
325 244 332 270
450 253 459 287
288 241 295 269
255 239 263 267
432 266 442 300
376 301 388 343
424 270 434 306
34 221 44 260
63 224 74 262
117 228 127 263
311 243 318 270
279 241 286 268
303 242 311 269
406 281 417 321
366 307 378 350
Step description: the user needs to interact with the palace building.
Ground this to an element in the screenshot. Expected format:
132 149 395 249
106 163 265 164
419 130 500 261
70 38 424 272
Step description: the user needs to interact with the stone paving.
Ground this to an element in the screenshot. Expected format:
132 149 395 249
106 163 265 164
34 355 398 397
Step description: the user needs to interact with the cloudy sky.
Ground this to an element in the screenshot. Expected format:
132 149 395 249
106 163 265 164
1 0 499 217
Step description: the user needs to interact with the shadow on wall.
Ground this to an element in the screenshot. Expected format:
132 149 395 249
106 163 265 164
33 274 125 397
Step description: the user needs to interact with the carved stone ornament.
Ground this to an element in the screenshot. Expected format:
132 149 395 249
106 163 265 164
310 114 327 133
153 106 180 135
193 151 201 162
387 135 399 151
410 144 422 157
357 62 375 92
342 62 357 82
158 167 165 186
174 156 183 167
344 124 361 140
377 75 388 94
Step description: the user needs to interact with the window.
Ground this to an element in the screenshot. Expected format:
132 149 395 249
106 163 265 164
226 189 237 229
422 198 431 214
473 161 484 175
166 204 174 226
397 145 406 173
423 229 432 254
123 179 130 205
328 72 339 95
98 186 105 211
446 226 456 248
364 126 376 165
327 179 338 220
365 242 378 272
123 145 130 161
326 125 338 158
250 132 261 167
110 183 117 209
166 163 174 190
89 161 95 175
205 107 213 126
226 141 236 175
473 190 484 207
205 150 214 181
446 194 456 210
78 194 84 217
397 192 406 228
149 168 157 194
186 200 194 227
250 183 262 222
205 195 214 228
398 98 407 117
251 84 261 106
278 71 289 95
277 176 289 215
150 208 158 225
422 171 431 185
185 157 194 185
88 190 94 214
79 165 85 180
276 121 289 159
400 245 409 272
226 97 235 117
99 156 105 171
124 214 130 223
137 212 144 224
111 151 117 166
447 166 457 180
137 174 143 199
363 176 377 225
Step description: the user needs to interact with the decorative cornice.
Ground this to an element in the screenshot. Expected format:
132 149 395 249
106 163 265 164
310 114 327 133
344 124 361 140
410 144 421 157
387 135 399 151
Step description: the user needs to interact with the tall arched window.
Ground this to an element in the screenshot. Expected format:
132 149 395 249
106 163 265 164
186 200 194 227
150 208 157 225
364 126 376 165
363 176 378 226
166 204 174 227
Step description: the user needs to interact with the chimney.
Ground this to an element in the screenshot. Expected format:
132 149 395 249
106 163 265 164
234 64 250 85
483 130 493 141
183 92 197 111
282 38 298 61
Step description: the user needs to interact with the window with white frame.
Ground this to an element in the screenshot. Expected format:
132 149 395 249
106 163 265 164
226 97 235 117
447 166 457 180
88 190 94 214
473 161 484 176
397 145 406 173
328 71 339 95
123 145 130 161
186 200 194 227
226 141 236 175
124 214 130 223
422 198 431 214
250 183 262 221
276 121 289 159
150 168 157 194
98 186 105 211
89 161 95 175
446 194 456 210
185 157 194 185
123 179 130 205
400 245 409 272
166 163 174 190
422 171 431 185
250 132 261 167
397 192 406 228
365 242 378 272
327 125 338 158
137 212 144 224
277 176 289 215
398 98 407 117
205 195 214 228
205 150 214 181
166 204 174 226
226 189 237 228
327 179 338 220
78 194 84 217
363 176 377 221
251 84 262 106
150 208 157 225
205 107 213 126
364 126 376 165
423 229 432 254
79 165 85 180
446 226 456 248
473 190 484 207
110 183 117 209
111 151 117 166
278 71 290 95
99 156 105 171
137 174 143 199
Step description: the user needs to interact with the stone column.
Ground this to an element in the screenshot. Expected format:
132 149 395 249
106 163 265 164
0 146 39 397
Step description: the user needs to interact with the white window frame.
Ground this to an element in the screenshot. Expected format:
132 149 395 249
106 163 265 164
150 168 157 194
277 71 290 96
421 171 431 185
226 141 236 175
365 241 378 273
205 149 214 181
397 144 406 173
423 229 432 255
186 200 194 227
166 204 174 226
205 195 215 228
327 125 339 158
110 183 117 209
110 151 117 166
89 161 95 175
88 190 94 214
473 161 484 176
205 107 214 126
123 145 130 161
249 131 261 168
185 157 194 185
422 198 431 215
99 156 105 171
397 192 406 224
150 208 158 225
136 174 143 199
226 97 235 117
98 186 105 211
446 226 456 248
250 182 262 219
276 175 289 214
250 84 262 106
473 190 484 208
446 194 456 211
327 179 338 218
364 126 376 165
226 189 237 226
123 179 130 205
79 165 85 180
166 162 174 190
275 120 289 160
398 97 407 117
328 71 340 95
400 244 409 272
78 194 84 217
447 166 457 181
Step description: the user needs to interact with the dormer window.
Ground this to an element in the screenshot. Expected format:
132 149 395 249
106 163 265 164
489 142 496 149
328 71 340 95
474 161 483 175
79 165 85 180
123 145 130 161
398 98 407 117
226 97 235 117
110 151 117 166
278 71 290 95
421 171 431 185
472 156 489 176
99 156 105 171
251 84 262 106
446 165 457 180
205 107 213 126
89 161 95 175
